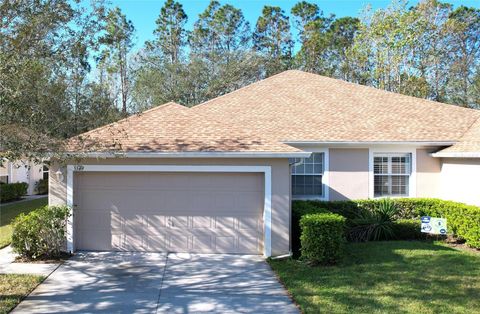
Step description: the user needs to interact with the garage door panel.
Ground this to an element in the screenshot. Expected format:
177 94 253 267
167 235 189 251
191 216 212 229
75 210 112 230
238 236 260 253
234 192 263 212
191 235 213 252
238 216 261 231
213 192 236 211
74 172 264 254
146 215 167 230
145 236 166 251
215 216 236 230
77 230 113 251
215 236 236 252
124 215 147 235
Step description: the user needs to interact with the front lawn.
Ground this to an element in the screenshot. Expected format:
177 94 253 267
269 241 480 314
0 274 44 313
0 197 48 248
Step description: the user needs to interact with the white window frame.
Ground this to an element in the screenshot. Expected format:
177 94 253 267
368 147 416 199
291 148 329 201
66 165 273 257
42 165 49 180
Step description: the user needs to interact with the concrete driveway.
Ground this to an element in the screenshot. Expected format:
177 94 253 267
13 252 298 314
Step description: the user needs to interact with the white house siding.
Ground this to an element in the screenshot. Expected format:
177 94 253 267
440 158 480 206
1 161 44 195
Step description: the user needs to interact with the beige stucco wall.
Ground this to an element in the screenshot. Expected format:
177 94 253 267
49 157 291 256
329 148 369 200
416 148 441 198
440 158 480 206
2 161 44 195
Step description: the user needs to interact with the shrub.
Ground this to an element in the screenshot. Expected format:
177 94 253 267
0 182 28 202
35 178 48 195
300 213 346 265
293 198 480 249
291 201 329 253
392 219 426 240
11 206 70 259
348 198 399 242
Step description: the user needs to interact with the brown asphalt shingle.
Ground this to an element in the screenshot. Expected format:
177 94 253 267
435 117 480 154
66 70 480 153
192 70 480 143
66 102 300 153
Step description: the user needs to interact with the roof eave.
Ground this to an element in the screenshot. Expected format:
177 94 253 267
431 152 480 158
283 141 456 147
62 151 312 159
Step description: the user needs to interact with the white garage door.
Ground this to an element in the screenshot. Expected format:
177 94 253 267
73 172 264 254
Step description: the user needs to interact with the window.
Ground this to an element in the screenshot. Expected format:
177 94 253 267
0 175 8 184
42 165 49 180
291 153 324 198
374 153 411 197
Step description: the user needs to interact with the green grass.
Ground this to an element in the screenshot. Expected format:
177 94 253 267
0 274 44 313
269 241 480 314
0 198 48 248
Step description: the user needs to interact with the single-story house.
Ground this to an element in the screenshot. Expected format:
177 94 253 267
49 70 480 257
1 160 47 195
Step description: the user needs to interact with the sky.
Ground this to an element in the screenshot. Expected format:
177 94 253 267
109 0 480 50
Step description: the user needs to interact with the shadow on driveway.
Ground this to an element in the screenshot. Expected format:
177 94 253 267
12 252 298 314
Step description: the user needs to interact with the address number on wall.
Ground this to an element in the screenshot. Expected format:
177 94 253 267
74 165 85 171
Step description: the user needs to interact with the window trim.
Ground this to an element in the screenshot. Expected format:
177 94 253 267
291 148 329 201
368 147 416 199
42 165 49 180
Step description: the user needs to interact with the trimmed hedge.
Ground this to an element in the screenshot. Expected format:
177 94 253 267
392 219 426 240
0 182 28 202
293 198 480 249
300 213 346 265
11 205 70 259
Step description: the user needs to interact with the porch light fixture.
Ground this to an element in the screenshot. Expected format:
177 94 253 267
55 169 64 182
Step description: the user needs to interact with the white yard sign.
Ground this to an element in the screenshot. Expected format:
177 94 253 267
421 216 447 235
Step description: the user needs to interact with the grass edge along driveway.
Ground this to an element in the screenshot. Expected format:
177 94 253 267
0 197 48 248
0 274 45 314
269 241 479 314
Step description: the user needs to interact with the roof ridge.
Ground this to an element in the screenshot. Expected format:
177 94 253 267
193 69 480 115
297 71 480 114
192 70 296 110
71 101 186 139
459 115 480 140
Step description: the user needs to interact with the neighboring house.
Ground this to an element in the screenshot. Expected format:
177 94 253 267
0 160 47 195
49 70 480 257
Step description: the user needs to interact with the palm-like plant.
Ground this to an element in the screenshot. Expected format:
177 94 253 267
348 198 399 242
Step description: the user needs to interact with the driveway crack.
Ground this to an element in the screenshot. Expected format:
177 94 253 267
155 253 169 314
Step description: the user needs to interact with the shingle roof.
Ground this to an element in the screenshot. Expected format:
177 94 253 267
433 117 480 156
66 102 301 154
66 70 480 154
192 70 480 143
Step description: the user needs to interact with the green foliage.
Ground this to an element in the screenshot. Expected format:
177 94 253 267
392 219 426 240
11 206 70 260
300 213 346 265
2 0 480 163
293 198 480 248
98 6 135 114
35 179 48 195
253 6 293 75
291 201 330 253
0 183 28 203
348 198 399 242
269 241 480 313
148 0 188 64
